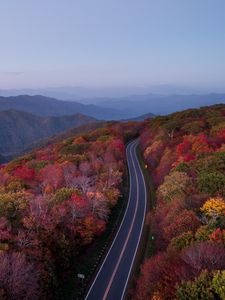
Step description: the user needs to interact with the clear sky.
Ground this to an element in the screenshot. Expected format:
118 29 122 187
1 0 225 90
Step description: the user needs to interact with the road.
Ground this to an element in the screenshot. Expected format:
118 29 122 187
85 140 147 300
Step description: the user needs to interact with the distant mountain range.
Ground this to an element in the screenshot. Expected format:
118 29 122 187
0 93 225 120
0 85 206 99
121 112 155 122
1 85 224 99
90 93 225 115
0 95 126 120
0 109 97 159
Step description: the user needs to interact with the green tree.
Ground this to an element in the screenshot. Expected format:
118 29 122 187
212 271 225 299
197 172 225 196
195 225 214 241
176 271 215 300
168 231 194 252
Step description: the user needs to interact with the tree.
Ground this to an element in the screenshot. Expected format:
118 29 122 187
201 197 225 219
0 170 9 187
0 191 28 221
61 162 77 187
212 270 225 299
181 241 225 275
154 147 177 185
87 191 109 220
164 210 200 240
79 161 92 176
209 228 225 245
69 194 89 220
157 171 191 202
76 214 106 245
176 270 215 300
197 172 225 196
0 217 11 242
144 140 165 169
13 166 36 182
168 231 194 252
191 134 212 156
195 225 214 241
176 270 225 300
23 195 54 233
134 252 168 300
52 187 75 205
177 136 192 157
0 252 40 300
39 164 63 193
70 175 95 194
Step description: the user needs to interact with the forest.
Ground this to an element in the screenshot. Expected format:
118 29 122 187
0 121 139 299
0 104 224 299
135 104 225 299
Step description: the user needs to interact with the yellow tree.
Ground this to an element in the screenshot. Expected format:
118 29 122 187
201 197 225 219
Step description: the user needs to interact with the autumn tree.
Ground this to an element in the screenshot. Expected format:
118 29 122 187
164 210 200 241
157 171 191 202
0 252 40 300
197 172 225 196
200 197 225 220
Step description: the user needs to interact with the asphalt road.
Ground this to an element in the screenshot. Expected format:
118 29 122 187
85 140 147 300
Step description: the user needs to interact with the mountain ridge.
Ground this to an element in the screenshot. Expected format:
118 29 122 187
0 109 97 158
0 95 125 120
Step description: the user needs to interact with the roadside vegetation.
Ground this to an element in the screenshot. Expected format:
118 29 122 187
134 104 225 299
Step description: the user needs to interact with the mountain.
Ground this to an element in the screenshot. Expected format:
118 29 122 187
0 109 97 157
0 85 198 100
26 120 108 151
88 93 225 115
121 112 155 122
0 85 222 100
0 154 5 163
0 95 126 120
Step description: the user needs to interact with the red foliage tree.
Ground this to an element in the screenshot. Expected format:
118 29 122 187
134 252 168 300
0 252 40 300
39 164 63 193
13 166 36 182
164 210 200 241
181 241 225 275
0 217 11 242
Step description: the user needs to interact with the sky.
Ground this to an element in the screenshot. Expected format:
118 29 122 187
1 0 225 90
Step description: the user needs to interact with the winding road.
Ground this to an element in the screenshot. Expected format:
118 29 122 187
85 140 147 300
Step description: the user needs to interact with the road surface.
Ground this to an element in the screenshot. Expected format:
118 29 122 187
85 140 147 300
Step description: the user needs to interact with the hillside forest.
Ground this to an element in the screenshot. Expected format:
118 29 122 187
0 121 139 299
135 104 225 299
0 104 224 299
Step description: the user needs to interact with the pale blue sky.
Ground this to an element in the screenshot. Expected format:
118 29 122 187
1 0 225 89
